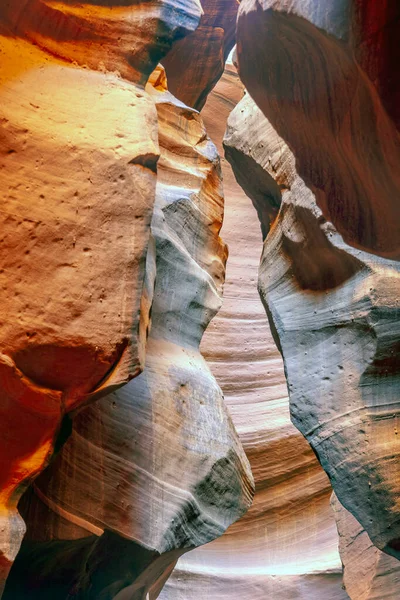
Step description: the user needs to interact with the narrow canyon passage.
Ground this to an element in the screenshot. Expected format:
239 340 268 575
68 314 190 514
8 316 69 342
0 1 399 598
159 65 348 600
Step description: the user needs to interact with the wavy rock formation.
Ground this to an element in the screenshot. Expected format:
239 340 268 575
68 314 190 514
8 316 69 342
4 66 254 599
332 494 400 600
2 0 398 596
160 65 348 600
236 0 400 258
225 91 400 561
0 0 201 591
163 0 238 110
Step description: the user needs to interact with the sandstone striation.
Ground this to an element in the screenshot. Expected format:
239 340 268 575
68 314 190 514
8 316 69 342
225 91 400 560
1 0 399 596
162 0 239 110
236 0 400 258
160 66 349 600
4 66 254 599
332 493 400 600
0 0 201 590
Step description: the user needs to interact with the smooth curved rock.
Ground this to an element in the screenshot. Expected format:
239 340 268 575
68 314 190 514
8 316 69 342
0 0 201 84
0 0 201 590
224 91 400 560
236 0 400 258
5 66 254 599
332 493 400 600
162 0 238 110
160 65 348 600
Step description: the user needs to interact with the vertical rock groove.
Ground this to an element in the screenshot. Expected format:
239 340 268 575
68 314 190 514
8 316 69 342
160 66 349 600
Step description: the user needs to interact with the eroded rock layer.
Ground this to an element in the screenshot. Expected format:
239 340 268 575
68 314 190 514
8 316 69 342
2 0 398 596
5 66 254 600
160 66 348 600
0 0 201 590
224 91 400 560
163 0 238 110
236 0 400 258
332 494 400 600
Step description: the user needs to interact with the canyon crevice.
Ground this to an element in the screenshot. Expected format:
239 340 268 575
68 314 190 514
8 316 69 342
160 66 349 600
224 81 400 593
0 0 399 598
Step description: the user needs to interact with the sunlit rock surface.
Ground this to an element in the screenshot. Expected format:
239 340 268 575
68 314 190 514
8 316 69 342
4 66 253 599
0 0 203 590
163 0 238 110
225 91 400 561
2 0 398 596
332 494 400 600
160 65 348 600
236 0 400 258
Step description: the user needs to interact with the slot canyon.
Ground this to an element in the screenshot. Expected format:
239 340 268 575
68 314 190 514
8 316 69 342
0 1 399 599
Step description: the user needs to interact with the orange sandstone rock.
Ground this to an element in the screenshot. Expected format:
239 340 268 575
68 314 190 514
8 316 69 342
332 493 400 600
5 67 253 599
163 0 239 110
160 66 349 600
0 0 201 590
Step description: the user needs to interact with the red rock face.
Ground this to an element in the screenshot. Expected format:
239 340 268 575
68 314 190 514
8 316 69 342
0 0 202 589
162 0 239 109
332 493 400 600
0 0 202 83
229 0 400 591
236 0 400 258
352 0 400 130
1 0 399 597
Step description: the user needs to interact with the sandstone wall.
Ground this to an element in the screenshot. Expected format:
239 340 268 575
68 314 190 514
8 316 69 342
159 65 349 600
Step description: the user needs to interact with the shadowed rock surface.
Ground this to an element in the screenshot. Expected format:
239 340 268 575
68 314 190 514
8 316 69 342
159 66 349 600
163 0 239 110
236 0 400 258
1 0 399 597
332 493 400 600
225 91 400 564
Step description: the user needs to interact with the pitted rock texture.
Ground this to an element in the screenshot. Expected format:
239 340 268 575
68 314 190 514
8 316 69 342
0 0 201 591
162 0 238 110
224 91 400 561
236 0 400 258
332 493 400 600
159 65 348 600
5 66 254 600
